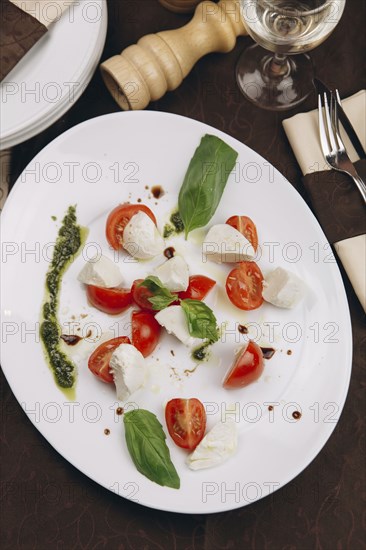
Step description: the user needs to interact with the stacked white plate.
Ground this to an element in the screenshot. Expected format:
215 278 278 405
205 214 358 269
0 0 107 150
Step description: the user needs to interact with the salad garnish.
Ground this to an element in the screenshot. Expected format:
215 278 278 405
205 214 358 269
40 205 88 393
124 409 180 489
139 277 219 342
178 134 238 238
138 276 177 310
163 211 185 238
180 299 219 343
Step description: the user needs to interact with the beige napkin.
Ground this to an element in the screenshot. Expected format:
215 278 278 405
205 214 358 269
283 91 366 311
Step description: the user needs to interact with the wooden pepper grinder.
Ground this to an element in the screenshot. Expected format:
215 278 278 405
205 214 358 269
100 0 247 111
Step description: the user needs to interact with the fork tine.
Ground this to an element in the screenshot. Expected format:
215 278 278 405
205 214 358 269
318 94 331 156
335 89 342 106
334 90 343 140
323 93 337 152
330 91 341 147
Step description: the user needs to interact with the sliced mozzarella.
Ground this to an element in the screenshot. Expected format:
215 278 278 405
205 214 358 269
77 254 124 288
123 211 165 260
155 305 202 348
202 224 255 263
186 418 238 470
154 255 189 292
109 343 146 401
262 267 306 309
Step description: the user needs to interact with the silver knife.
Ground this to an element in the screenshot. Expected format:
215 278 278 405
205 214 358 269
314 78 366 160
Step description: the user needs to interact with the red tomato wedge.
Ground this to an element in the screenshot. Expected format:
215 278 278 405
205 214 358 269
88 336 131 383
226 261 264 310
86 285 133 314
178 275 216 301
131 279 156 312
165 398 207 450
223 340 264 389
131 310 161 357
106 204 157 250
226 215 258 251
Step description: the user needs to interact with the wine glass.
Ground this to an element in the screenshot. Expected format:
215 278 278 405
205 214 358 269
236 0 346 110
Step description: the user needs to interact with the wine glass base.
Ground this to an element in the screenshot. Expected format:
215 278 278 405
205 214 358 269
236 44 314 111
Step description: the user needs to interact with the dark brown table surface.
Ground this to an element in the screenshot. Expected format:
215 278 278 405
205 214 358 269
2 1 366 548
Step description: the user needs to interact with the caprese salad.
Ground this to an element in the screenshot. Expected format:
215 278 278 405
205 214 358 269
41 134 307 489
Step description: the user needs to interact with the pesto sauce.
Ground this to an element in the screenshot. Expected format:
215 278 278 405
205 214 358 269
170 211 184 233
192 342 211 362
163 224 175 239
40 206 88 391
163 211 184 238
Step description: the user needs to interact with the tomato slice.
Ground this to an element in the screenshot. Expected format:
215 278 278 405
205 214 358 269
165 398 206 451
131 310 161 357
178 275 216 301
106 204 157 250
88 336 131 383
131 279 157 312
226 215 258 251
223 340 264 389
86 285 133 314
226 261 264 310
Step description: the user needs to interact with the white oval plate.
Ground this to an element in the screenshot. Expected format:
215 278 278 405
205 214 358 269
0 0 107 149
0 112 352 514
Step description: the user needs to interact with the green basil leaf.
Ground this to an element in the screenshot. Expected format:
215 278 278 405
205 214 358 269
178 134 238 238
124 409 180 489
181 299 219 343
138 276 176 311
148 295 176 310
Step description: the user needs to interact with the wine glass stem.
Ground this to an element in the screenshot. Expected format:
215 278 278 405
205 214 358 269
269 54 288 77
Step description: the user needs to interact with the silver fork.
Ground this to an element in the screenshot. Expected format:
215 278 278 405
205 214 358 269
318 92 366 205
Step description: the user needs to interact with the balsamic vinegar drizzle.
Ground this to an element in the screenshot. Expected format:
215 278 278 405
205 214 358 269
260 347 276 360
